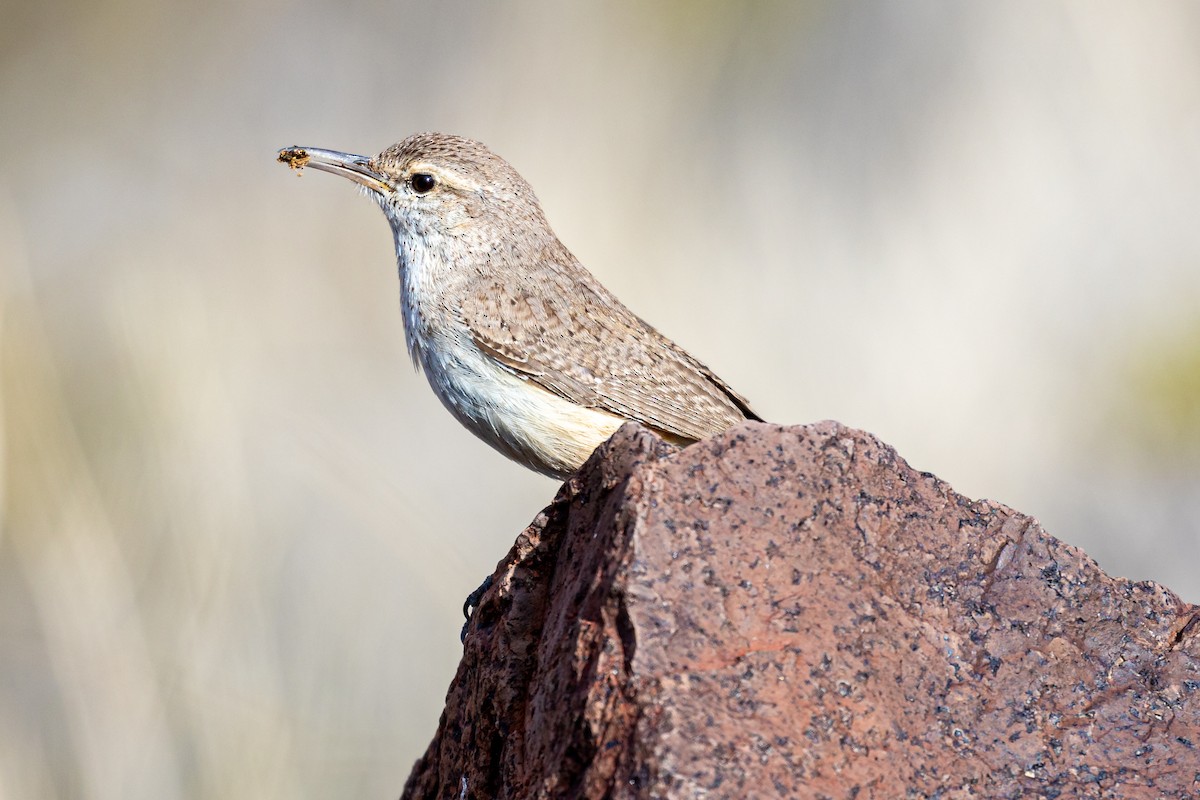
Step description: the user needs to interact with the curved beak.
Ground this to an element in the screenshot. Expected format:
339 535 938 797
277 146 392 194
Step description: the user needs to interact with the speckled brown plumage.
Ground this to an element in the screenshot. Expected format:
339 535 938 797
281 132 760 477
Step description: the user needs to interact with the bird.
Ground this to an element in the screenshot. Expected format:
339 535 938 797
278 133 760 479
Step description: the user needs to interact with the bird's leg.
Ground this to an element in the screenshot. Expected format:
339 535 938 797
460 574 494 642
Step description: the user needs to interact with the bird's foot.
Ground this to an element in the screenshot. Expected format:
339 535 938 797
460 574 494 643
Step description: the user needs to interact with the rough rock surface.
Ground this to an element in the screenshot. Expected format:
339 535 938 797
401 421 1200 799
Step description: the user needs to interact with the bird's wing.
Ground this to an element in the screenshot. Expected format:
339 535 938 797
461 254 759 443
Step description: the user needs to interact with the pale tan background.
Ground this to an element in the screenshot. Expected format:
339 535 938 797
2 1 1199 797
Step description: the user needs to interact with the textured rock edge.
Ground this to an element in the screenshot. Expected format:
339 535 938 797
401 421 1200 799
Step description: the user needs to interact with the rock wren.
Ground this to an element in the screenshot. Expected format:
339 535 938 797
278 133 760 479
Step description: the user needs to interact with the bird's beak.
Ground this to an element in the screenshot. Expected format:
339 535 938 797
277 147 392 194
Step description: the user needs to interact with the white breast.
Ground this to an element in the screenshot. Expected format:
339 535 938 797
394 231 625 478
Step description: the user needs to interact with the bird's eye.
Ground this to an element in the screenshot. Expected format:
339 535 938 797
411 173 436 194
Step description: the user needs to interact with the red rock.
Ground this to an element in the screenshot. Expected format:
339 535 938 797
401 421 1200 799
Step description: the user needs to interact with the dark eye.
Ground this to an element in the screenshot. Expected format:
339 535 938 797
411 173 436 194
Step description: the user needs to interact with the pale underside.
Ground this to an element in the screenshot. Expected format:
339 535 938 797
363 132 761 478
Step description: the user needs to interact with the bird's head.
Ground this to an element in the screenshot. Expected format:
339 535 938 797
278 133 552 256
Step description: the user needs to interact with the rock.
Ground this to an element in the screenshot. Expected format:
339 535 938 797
400 421 1200 799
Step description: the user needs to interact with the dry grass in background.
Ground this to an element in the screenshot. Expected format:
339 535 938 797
1 2 1198 797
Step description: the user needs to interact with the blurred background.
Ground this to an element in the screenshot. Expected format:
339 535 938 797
2 1 1198 797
